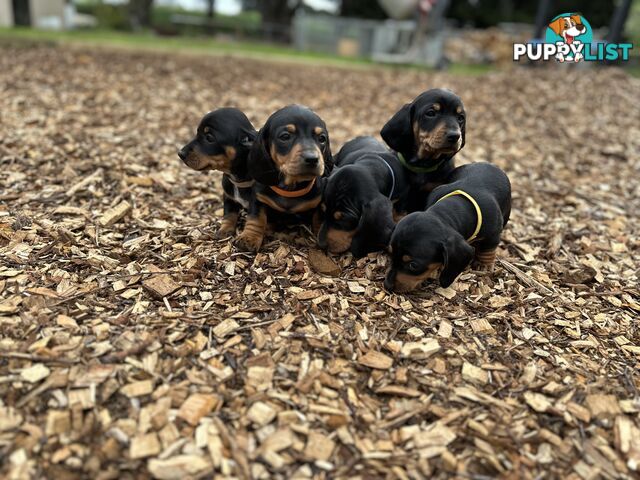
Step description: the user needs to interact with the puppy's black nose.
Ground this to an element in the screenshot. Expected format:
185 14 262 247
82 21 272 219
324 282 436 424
302 151 319 166
446 131 461 144
178 148 188 161
383 271 396 291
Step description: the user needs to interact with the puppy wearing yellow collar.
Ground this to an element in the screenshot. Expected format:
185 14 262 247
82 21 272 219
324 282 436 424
384 162 511 293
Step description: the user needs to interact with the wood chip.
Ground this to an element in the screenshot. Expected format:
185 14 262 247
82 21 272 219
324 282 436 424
99 200 132 227
130 433 161 459
212 319 240 339
247 402 277 427
401 339 441 359
585 394 622 419
358 350 393 370
308 249 341 276
147 455 212 480
121 380 154 398
461 362 488 385
20 364 50 383
177 394 218 426
304 432 335 461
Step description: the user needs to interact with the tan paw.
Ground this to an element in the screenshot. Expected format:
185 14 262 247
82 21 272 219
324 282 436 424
234 232 263 252
215 223 236 239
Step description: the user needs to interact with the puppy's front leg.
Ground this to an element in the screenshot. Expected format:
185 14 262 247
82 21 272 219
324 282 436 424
475 246 497 271
235 197 267 252
216 195 241 238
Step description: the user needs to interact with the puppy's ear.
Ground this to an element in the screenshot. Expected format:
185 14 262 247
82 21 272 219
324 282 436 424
381 103 414 156
439 233 474 288
248 121 280 185
321 127 334 176
351 196 396 257
548 18 564 35
239 128 256 149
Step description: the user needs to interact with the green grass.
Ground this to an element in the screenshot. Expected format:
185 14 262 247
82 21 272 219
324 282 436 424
0 26 500 75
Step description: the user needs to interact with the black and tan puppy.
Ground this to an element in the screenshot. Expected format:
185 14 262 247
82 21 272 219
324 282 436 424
384 162 511 293
317 136 408 257
381 88 466 213
178 108 257 237
235 105 333 252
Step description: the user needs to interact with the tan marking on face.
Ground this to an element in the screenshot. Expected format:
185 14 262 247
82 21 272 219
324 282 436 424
326 228 356 253
433 103 441 111
183 148 232 173
415 122 452 159
402 254 412 263
314 126 323 135
456 106 463 114
333 211 343 220
225 146 236 161
271 142 324 182
286 124 296 133
391 263 443 292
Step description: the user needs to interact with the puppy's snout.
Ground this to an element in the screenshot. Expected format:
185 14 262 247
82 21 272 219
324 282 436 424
178 147 188 161
302 150 320 166
383 271 396 291
446 131 461 144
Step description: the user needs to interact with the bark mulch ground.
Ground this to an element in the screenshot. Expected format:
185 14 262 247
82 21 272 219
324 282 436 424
1 43 639 479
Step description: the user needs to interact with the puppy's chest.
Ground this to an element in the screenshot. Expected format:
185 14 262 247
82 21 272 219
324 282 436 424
256 188 321 214
222 178 251 209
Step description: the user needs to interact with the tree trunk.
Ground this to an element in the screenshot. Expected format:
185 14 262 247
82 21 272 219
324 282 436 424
259 0 296 42
206 0 215 34
129 0 154 30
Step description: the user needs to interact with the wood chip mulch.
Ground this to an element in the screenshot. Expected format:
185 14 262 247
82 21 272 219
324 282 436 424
1 43 639 479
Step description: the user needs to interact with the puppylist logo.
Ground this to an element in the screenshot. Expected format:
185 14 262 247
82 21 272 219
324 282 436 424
514 13 634 63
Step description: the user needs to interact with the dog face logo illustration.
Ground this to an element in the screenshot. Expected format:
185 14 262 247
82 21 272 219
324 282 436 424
548 15 587 45
545 13 591 63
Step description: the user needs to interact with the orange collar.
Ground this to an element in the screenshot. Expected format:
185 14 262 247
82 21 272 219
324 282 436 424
270 178 316 198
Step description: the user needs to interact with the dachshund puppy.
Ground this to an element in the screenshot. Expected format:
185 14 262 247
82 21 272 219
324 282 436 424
178 108 257 237
384 162 511 293
235 105 333 252
381 88 466 213
317 136 408 257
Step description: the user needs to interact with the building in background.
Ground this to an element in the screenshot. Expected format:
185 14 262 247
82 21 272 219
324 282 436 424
0 0 72 29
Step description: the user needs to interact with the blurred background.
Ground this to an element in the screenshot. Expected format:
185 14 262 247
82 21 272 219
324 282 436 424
0 0 638 73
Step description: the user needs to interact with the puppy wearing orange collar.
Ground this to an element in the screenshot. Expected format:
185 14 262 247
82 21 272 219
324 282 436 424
235 105 333 252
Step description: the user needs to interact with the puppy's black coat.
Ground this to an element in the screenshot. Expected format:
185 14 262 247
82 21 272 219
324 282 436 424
178 108 257 237
381 89 466 213
236 105 333 252
317 136 408 257
385 162 511 293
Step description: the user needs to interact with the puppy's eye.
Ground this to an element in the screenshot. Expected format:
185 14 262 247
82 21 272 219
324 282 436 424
457 115 465 124
320 203 326 212
317 134 327 144
278 132 292 141
424 110 436 118
408 261 420 272
204 133 216 143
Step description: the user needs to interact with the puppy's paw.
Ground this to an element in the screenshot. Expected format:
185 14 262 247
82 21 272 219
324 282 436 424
234 232 263 252
215 224 236 239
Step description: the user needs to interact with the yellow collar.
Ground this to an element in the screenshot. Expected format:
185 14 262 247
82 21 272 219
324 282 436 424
435 189 482 242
